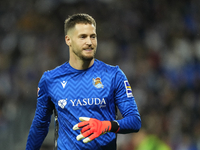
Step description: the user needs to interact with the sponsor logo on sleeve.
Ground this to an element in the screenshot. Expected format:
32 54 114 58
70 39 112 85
37 87 40 97
124 80 133 97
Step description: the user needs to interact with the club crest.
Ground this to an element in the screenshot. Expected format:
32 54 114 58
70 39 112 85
93 77 104 88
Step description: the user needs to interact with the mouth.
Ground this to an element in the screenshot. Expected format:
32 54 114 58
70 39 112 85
83 48 93 51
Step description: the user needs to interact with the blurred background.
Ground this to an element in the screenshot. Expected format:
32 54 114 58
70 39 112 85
0 0 200 149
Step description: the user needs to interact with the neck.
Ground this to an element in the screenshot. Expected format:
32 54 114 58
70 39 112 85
69 58 94 70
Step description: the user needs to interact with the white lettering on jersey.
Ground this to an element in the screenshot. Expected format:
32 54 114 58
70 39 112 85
70 99 76 106
76 99 82 106
59 98 107 108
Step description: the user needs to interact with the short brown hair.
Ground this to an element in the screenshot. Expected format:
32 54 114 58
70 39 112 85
64 13 96 35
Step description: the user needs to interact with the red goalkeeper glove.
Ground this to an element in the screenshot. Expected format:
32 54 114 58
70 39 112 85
73 117 119 143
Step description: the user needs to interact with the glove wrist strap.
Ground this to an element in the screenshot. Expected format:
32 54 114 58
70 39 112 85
110 121 120 133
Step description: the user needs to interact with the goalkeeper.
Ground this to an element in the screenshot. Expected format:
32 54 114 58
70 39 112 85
26 13 141 150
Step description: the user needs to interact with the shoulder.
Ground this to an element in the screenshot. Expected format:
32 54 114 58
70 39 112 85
43 62 69 79
95 59 120 73
95 59 125 78
95 60 126 80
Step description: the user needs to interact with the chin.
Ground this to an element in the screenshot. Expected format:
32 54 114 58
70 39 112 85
82 56 94 61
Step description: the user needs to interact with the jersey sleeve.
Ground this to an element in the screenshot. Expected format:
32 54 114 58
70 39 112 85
114 66 141 133
26 72 54 150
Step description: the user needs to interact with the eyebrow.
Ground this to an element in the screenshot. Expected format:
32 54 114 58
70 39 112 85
78 33 97 37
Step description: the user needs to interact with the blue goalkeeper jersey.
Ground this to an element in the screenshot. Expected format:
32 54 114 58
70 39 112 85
26 59 141 150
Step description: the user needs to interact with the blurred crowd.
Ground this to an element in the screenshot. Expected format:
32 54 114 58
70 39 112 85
0 0 200 149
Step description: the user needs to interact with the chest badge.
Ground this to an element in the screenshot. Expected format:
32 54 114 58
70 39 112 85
93 77 104 88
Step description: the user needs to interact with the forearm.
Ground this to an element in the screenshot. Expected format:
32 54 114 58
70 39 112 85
26 118 50 150
116 114 141 134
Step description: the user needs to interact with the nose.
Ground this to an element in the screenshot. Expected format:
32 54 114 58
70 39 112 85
86 37 92 45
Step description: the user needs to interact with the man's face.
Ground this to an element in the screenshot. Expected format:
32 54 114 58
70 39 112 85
66 23 97 61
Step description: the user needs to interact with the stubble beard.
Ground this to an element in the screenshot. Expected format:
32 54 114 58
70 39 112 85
73 49 96 61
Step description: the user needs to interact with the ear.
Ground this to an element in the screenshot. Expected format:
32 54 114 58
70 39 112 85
65 35 71 46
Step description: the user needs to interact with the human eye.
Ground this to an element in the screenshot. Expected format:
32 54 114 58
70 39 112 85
91 34 96 39
79 34 86 39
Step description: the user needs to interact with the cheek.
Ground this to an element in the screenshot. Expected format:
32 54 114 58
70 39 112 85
76 40 84 46
93 40 97 46
72 40 82 48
